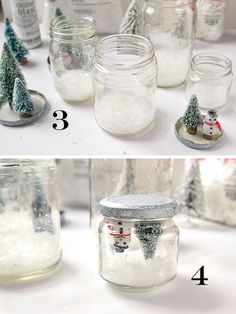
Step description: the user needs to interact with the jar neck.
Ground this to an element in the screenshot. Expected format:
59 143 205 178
146 0 196 7
191 53 232 77
50 15 96 43
94 34 155 70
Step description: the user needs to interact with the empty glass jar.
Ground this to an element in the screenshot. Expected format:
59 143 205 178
93 34 157 136
0 159 61 281
50 15 96 103
185 53 233 109
142 0 196 87
99 194 179 290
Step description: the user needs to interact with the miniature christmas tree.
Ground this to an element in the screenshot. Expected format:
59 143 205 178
135 222 163 260
0 43 26 107
54 7 67 21
119 0 140 34
12 78 34 117
32 181 54 233
182 95 203 135
4 18 29 65
113 159 135 195
181 159 205 217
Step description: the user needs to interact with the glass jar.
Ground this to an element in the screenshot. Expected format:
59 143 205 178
185 53 233 110
0 159 61 281
50 15 96 103
142 0 196 87
98 194 179 290
90 159 173 236
93 34 157 136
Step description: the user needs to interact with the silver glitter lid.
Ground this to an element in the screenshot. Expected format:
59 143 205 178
100 194 178 220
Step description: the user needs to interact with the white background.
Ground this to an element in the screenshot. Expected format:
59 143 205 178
0 209 235 314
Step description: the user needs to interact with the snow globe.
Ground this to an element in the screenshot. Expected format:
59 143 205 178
0 159 61 281
50 14 96 103
98 194 179 290
93 34 157 136
142 0 196 87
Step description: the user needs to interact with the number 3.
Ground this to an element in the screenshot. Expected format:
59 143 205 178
52 110 69 130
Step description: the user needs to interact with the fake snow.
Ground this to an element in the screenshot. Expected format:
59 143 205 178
0 211 61 278
55 70 94 102
155 49 191 87
100 231 178 288
95 92 155 136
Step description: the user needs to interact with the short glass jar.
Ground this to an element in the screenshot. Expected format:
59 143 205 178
50 15 96 103
142 0 196 87
0 159 61 281
98 194 179 290
93 34 157 136
185 53 233 110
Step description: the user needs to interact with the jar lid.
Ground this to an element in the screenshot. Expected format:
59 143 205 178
100 194 178 220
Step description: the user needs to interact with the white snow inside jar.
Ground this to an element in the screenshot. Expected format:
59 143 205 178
0 160 61 281
98 194 179 290
50 15 96 103
93 34 157 136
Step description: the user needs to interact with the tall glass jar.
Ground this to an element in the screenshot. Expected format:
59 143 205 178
90 159 173 236
185 53 233 110
99 194 179 290
50 15 96 103
0 159 61 281
93 34 157 136
142 0 196 87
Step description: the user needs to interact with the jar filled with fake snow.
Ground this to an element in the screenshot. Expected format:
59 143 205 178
50 15 96 103
93 34 157 136
185 53 233 110
0 159 61 281
142 0 196 87
99 194 179 290
196 0 226 42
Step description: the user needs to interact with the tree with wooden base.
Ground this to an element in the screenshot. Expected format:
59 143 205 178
182 95 203 135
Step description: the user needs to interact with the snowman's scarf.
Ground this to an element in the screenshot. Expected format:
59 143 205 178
204 120 222 132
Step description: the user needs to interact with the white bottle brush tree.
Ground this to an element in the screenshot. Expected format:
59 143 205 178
182 95 203 135
119 0 141 34
181 159 205 218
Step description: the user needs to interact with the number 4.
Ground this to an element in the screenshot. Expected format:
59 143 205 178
191 266 208 286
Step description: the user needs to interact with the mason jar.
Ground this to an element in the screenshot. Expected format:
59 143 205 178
93 34 157 136
98 194 179 290
142 0 196 87
50 15 96 103
90 159 173 237
0 159 61 281
185 53 233 110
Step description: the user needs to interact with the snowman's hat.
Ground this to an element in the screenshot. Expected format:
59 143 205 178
208 110 218 119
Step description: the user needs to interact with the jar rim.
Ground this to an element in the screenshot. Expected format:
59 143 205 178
191 53 232 77
100 194 178 219
0 159 56 173
94 34 155 69
50 15 96 42
145 0 196 8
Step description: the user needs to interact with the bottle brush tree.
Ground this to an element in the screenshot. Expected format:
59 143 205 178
0 42 27 107
182 94 203 135
4 18 29 65
119 0 140 34
12 78 34 117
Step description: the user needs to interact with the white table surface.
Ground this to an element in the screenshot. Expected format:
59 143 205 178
0 26 235 156
0 209 235 314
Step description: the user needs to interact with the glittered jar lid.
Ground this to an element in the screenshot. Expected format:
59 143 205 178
99 194 178 220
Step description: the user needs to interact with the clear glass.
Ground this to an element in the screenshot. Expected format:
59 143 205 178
90 159 173 236
99 217 179 290
50 15 96 103
0 159 61 281
93 34 157 136
185 53 233 109
142 0 196 87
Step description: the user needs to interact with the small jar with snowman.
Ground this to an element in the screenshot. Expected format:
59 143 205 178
98 194 179 291
50 15 96 103
202 110 222 140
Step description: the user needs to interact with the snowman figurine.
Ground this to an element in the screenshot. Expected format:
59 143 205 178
107 220 132 253
202 110 222 140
